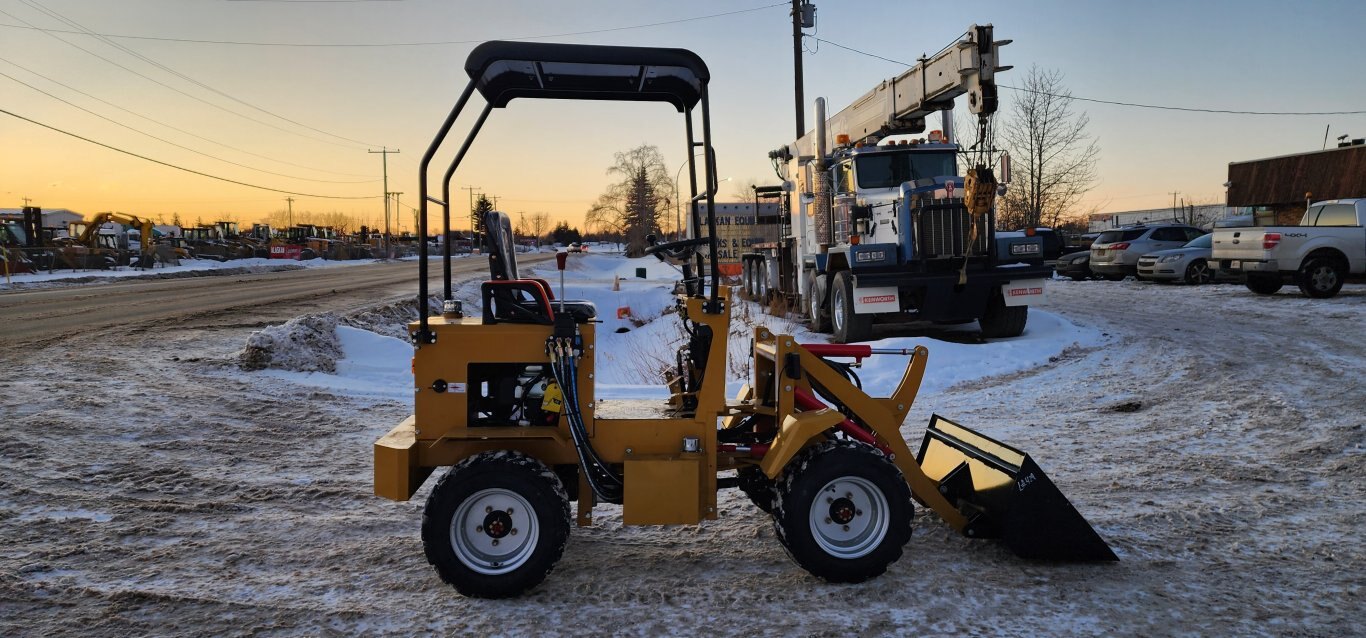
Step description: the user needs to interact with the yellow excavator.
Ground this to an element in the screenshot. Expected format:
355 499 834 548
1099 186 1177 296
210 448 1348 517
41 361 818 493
374 36 1115 599
65 211 157 268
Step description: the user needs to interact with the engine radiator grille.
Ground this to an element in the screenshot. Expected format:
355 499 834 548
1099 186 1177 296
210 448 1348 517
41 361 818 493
917 202 989 258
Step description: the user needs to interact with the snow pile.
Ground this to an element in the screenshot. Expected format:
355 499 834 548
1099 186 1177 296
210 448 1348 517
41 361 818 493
257 326 414 403
237 313 344 372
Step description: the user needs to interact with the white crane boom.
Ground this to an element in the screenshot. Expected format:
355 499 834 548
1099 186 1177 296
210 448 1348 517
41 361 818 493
792 24 1008 158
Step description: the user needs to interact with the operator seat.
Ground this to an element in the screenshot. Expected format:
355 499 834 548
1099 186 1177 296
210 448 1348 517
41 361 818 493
483 211 597 324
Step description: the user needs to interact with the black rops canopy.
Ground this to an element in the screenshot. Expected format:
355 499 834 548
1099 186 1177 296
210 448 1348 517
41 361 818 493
464 41 710 112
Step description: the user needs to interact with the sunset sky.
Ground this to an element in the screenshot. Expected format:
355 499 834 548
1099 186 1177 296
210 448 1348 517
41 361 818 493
2 0 1364 231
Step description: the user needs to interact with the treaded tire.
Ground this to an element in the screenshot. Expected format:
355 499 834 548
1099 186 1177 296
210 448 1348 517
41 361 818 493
830 270 873 343
421 451 571 598
979 291 1027 339
1183 259 1212 285
771 440 913 583
1245 273 1283 295
737 465 775 514
805 271 831 333
1297 257 1345 299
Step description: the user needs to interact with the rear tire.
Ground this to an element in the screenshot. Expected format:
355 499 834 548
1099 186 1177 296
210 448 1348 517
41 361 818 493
1297 257 1345 299
830 270 873 343
1068 273 1087 282
738 465 775 514
979 291 1027 338
1183 259 1212 285
756 261 770 302
772 440 913 583
805 271 831 333
422 451 571 598
1245 273 1283 295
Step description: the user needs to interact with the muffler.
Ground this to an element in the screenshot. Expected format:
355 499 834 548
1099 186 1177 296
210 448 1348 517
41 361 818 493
917 415 1117 561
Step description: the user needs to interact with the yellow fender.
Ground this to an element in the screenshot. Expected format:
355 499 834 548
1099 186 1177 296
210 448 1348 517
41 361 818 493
758 409 845 479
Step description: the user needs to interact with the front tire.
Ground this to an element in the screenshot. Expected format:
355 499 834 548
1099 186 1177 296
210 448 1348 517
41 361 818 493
979 290 1027 338
422 451 571 598
830 270 873 343
1183 259 1212 285
1297 257 1345 299
1245 273 1283 295
772 440 913 583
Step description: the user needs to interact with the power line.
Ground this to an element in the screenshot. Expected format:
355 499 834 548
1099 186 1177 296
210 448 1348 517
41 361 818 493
0 108 382 200
18 0 382 147
0 3 786 47
0 7 370 150
0 68 379 185
0 56 374 179
808 35 1366 117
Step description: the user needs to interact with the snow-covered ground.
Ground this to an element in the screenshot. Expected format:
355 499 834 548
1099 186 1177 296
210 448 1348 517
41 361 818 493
0 255 386 289
1 254 1362 636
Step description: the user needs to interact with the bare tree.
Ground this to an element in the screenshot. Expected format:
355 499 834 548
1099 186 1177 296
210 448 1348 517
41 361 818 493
529 212 550 244
586 144 674 256
997 66 1100 230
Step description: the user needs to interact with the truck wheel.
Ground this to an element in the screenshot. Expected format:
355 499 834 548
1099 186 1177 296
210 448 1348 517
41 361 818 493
421 451 571 598
831 271 873 343
979 291 1027 338
743 260 756 299
805 271 831 333
1297 257 1345 299
772 440 913 583
756 261 771 302
1245 273 1283 295
1183 259 1212 285
738 465 775 514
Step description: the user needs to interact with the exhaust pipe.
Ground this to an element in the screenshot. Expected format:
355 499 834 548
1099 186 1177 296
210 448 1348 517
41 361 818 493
917 415 1118 561
812 97 831 253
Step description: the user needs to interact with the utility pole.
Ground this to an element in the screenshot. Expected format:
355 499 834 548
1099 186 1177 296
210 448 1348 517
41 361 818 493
460 186 480 250
285 197 294 228
791 1 815 139
369 147 399 254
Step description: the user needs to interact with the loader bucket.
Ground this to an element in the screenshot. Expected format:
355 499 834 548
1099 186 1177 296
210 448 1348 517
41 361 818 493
917 415 1117 561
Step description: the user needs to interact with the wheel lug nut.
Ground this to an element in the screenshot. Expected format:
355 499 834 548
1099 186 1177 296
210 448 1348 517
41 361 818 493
826 497 833 504
856 509 863 517
476 525 483 533
507 507 515 515
485 506 493 513
824 517 832 524
845 492 853 499
511 528 518 536
492 539 500 547
842 525 850 531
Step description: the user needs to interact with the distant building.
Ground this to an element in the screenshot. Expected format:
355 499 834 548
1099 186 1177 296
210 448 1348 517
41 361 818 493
1088 205 1227 232
0 207 82 233
1227 141 1366 225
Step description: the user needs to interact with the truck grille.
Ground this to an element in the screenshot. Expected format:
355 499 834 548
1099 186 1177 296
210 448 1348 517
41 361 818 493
918 202 989 258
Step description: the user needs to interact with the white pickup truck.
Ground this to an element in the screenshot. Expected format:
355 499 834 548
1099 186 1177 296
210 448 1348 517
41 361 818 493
1211 198 1366 298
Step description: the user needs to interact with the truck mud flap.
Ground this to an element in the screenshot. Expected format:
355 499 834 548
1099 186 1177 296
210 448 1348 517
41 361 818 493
917 415 1117 561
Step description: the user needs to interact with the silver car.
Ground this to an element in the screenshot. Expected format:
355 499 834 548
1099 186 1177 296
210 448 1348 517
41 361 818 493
1090 224 1205 280
1136 233 1227 284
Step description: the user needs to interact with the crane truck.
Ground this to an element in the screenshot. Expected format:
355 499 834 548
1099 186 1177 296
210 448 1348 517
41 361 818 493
741 25 1050 343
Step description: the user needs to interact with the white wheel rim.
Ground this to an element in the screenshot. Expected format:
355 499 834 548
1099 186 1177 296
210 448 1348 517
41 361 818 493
808 279 820 318
758 265 768 297
450 488 539 575
808 476 889 559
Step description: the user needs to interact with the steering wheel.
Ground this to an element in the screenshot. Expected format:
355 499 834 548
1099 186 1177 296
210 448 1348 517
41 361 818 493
643 235 711 263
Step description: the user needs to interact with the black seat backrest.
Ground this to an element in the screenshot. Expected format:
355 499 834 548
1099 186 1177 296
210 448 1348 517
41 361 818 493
484 211 518 281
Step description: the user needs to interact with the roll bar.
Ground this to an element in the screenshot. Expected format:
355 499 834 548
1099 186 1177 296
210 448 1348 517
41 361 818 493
415 41 722 343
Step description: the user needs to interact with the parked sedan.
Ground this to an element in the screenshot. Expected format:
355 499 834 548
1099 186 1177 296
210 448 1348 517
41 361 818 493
1054 250 1101 281
1136 233 1230 284
1090 224 1205 280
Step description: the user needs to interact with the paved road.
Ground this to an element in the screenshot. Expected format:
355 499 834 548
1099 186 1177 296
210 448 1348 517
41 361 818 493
0 255 551 344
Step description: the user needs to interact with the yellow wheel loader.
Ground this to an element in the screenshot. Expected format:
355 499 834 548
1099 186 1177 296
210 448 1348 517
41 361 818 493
374 40 1115 599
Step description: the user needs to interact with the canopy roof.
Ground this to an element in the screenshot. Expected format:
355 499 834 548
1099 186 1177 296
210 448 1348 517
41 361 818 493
464 41 709 112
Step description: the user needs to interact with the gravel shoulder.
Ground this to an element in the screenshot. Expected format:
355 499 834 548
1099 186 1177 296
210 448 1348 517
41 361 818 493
0 276 1360 637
